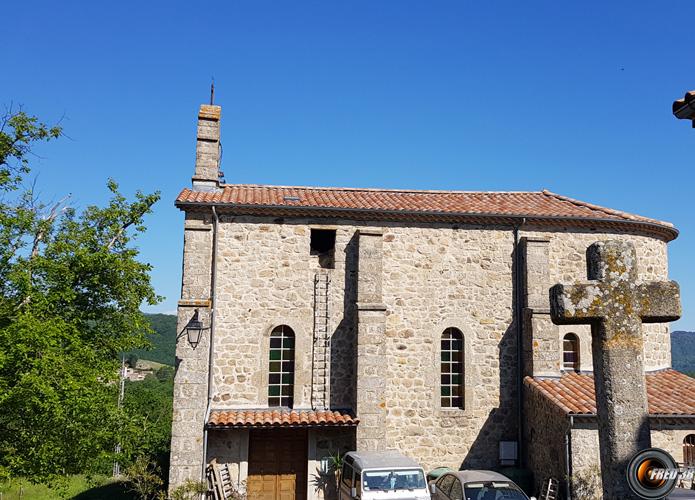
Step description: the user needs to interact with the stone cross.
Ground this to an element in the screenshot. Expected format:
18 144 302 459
550 240 681 499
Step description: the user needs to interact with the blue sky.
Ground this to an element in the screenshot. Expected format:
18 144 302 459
2 1 694 330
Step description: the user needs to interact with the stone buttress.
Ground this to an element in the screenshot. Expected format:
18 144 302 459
522 236 560 377
355 229 387 451
169 104 221 491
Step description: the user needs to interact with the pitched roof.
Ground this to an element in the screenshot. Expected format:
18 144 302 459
207 408 358 428
525 369 695 416
176 184 677 241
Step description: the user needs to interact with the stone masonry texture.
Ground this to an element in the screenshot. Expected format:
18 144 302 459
550 240 681 499
193 104 221 183
170 209 677 495
169 212 214 491
522 237 561 378
355 230 387 450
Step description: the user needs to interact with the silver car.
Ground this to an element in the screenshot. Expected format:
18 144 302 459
429 470 535 500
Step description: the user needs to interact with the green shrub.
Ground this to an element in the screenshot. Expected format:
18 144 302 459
126 456 164 500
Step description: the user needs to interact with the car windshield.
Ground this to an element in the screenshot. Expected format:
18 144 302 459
464 482 527 500
362 469 426 491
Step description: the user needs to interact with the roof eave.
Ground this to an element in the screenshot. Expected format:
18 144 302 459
566 413 695 419
206 422 359 429
174 201 679 242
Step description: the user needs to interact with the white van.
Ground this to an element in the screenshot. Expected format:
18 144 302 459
338 451 430 500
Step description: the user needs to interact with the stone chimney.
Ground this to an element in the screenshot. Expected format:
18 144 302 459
192 104 222 191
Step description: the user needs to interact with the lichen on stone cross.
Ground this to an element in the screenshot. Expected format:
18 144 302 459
550 240 681 499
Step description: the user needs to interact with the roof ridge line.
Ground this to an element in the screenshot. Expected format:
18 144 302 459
221 183 543 195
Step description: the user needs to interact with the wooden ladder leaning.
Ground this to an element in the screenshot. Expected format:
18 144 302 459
207 462 234 500
540 477 559 500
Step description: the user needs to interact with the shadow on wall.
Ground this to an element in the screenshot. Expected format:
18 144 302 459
330 232 359 410
460 243 520 469
459 323 518 469
311 429 356 500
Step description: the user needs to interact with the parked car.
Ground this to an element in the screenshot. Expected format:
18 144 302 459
426 467 454 483
429 470 535 500
339 450 431 500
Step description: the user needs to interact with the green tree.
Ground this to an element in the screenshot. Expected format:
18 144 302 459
126 455 165 500
0 106 161 481
155 365 174 382
122 369 174 475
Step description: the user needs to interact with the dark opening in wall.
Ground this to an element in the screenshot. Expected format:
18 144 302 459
310 229 336 268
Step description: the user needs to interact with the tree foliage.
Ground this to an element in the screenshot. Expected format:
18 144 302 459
122 367 174 475
126 455 165 500
0 106 161 481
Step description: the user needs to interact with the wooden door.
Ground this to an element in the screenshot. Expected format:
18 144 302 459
247 429 308 500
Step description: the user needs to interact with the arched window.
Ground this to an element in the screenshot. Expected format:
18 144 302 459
441 328 464 409
563 333 580 372
268 325 295 407
684 435 695 466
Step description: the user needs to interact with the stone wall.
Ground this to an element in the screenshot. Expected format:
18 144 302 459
169 212 214 490
205 428 354 500
524 384 569 496
571 423 695 471
208 218 521 471
651 422 695 464
177 213 672 482
532 228 670 372
524 409 695 498
380 225 517 470
570 424 601 475
211 218 357 410
355 229 388 451
206 430 249 492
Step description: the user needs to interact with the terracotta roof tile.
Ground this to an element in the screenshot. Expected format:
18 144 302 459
525 369 695 416
207 408 359 428
175 184 676 240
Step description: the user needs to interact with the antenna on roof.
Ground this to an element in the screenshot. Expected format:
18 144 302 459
210 77 215 105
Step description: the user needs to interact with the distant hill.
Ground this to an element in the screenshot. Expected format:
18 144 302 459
129 313 177 366
672 331 695 375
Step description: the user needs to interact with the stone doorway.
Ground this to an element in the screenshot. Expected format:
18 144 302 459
247 429 308 500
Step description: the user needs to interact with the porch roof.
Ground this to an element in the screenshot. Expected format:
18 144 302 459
525 369 695 417
207 408 359 429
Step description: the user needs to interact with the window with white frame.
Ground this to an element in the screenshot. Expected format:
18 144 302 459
441 328 464 409
268 325 295 407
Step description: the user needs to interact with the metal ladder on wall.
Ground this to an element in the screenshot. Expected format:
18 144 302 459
312 273 331 409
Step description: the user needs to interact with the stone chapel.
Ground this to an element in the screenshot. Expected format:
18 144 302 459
169 103 695 499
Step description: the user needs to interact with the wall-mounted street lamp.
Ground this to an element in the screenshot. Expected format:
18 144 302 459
185 309 208 349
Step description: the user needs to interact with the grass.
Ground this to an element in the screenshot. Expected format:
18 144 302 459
0 475 137 500
135 359 166 370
